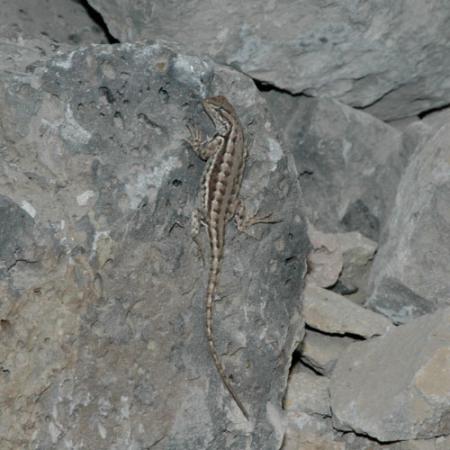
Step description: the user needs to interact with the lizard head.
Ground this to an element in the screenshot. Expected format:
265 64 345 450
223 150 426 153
202 95 237 134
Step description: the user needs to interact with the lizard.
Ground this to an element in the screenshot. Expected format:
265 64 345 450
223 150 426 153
185 95 275 420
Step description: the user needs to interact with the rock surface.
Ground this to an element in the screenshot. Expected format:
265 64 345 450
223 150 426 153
285 365 330 418
0 42 308 450
306 225 345 289
2 0 450 448
367 123 450 323
303 284 392 338
300 330 355 376
330 308 450 441
0 0 107 44
281 96 405 241
306 226 377 302
89 0 450 120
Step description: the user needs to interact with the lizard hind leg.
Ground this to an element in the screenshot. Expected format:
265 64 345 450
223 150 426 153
191 208 206 265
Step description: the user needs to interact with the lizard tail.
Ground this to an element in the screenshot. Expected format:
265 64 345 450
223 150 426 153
206 252 249 420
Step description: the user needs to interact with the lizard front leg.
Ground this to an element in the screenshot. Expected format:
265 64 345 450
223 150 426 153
185 123 224 161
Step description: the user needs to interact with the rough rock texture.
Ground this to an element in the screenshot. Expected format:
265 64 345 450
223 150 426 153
283 369 344 450
0 0 107 44
334 231 377 303
285 365 330 418
306 226 377 303
2 1 450 448
343 434 450 450
300 330 355 376
283 420 345 450
283 360 450 450
422 108 450 133
330 308 450 442
303 284 392 338
280 96 405 241
0 42 308 449
89 0 450 120
306 225 344 289
367 124 450 323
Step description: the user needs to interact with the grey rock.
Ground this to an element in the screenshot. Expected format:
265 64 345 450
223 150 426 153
0 195 38 274
0 38 67 74
0 42 308 450
306 226 377 303
336 231 377 304
285 365 331 417
306 226 344 289
0 0 107 44
283 421 345 450
394 437 450 450
343 434 450 450
304 284 392 338
283 408 345 450
330 308 450 441
422 107 450 133
388 116 422 132
90 0 450 120
281 96 405 241
367 123 450 323
300 330 355 376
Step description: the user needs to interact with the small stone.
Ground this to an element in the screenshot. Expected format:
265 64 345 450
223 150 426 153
285 365 330 417
307 225 343 288
301 330 355 376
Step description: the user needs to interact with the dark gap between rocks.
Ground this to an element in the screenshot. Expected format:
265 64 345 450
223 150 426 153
304 323 367 341
76 0 120 44
295 356 326 376
418 101 450 119
252 78 312 97
339 429 404 446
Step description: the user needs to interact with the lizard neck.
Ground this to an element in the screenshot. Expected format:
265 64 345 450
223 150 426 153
207 107 237 137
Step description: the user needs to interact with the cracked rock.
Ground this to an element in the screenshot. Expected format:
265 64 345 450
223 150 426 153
367 123 450 323
90 0 450 120
303 284 392 339
300 330 355 376
330 308 450 442
0 41 309 450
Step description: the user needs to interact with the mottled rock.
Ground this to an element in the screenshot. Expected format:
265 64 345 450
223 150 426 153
307 226 343 288
304 284 392 338
90 0 450 120
343 434 450 450
283 96 404 240
301 330 355 376
283 411 345 450
422 107 450 133
283 426 345 450
285 365 330 417
307 225 377 302
367 124 450 323
330 308 450 441
0 0 107 44
336 231 377 302
0 42 308 450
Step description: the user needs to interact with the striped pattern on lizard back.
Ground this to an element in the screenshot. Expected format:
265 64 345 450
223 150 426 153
186 95 251 419
202 96 249 419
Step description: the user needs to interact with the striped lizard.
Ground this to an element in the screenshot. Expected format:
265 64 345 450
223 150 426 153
185 95 275 420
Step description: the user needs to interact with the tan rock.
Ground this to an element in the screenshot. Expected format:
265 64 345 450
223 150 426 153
330 307 450 441
304 284 392 338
